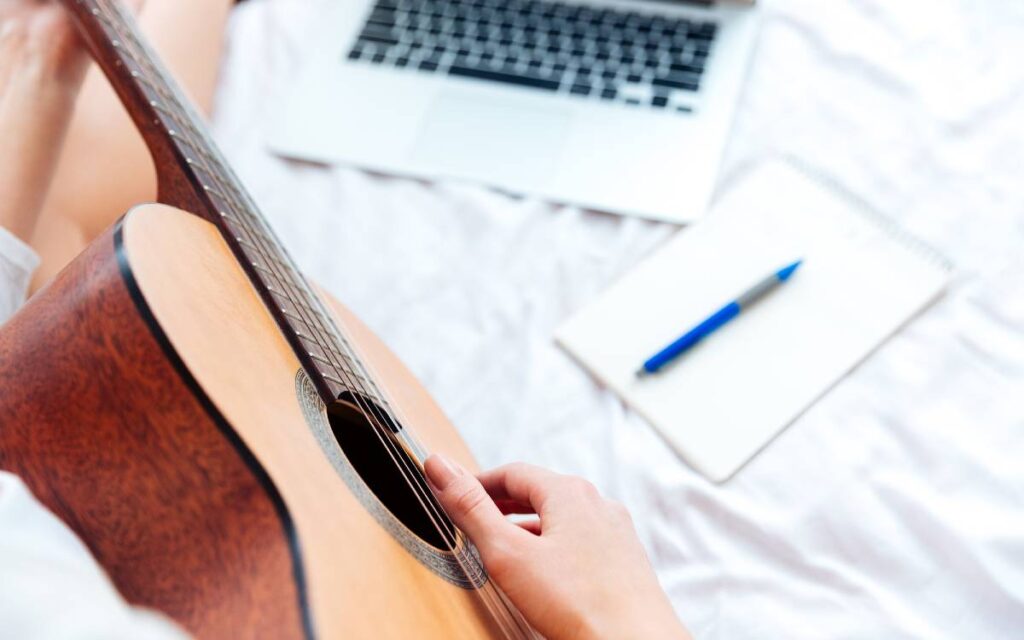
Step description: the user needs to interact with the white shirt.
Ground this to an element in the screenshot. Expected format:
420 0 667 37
0 227 189 640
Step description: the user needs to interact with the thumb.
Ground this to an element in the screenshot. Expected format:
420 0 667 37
424 454 515 555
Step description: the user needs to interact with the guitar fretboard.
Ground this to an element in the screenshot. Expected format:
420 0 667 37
64 0 382 409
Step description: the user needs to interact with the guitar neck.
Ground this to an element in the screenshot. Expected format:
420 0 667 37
62 0 213 216
62 0 372 406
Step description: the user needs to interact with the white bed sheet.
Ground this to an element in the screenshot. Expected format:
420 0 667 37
211 0 1024 637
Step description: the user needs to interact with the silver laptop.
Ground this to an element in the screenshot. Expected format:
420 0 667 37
270 0 760 223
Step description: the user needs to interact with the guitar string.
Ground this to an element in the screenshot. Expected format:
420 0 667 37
87 1 528 635
99 2 472 562
97 1 493 608
88 0 455 553
107 22 522 640
98 4 530 636
91 0 468 592
104 12 440 467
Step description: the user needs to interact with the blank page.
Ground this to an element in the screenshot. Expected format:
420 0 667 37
556 161 951 482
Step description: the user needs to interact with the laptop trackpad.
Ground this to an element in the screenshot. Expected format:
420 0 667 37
411 88 569 189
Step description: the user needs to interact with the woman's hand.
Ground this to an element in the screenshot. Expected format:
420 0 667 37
0 0 94 88
425 457 691 640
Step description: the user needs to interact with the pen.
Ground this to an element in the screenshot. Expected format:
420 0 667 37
635 260 803 378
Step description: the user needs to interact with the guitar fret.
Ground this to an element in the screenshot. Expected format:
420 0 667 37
302 338 360 376
323 379 347 399
322 372 349 387
186 164 217 195
234 236 262 253
307 351 334 367
252 266 306 303
201 183 227 198
255 254 320 317
311 359 366 392
280 307 305 323
276 301 339 359
267 279 364 371
250 260 277 278
286 317 326 345
299 334 334 356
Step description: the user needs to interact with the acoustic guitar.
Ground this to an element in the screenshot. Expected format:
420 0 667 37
0 1 535 638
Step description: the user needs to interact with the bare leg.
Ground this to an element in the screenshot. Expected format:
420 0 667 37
30 0 235 288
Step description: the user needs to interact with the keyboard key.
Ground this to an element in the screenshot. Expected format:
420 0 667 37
359 33 400 46
361 23 397 40
368 9 397 25
670 62 703 75
652 74 700 92
449 64 561 91
691 22 717 40
570 83 591 96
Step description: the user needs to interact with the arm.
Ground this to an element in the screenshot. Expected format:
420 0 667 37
425 456 693 640
0 1 92 321
0 2 88 242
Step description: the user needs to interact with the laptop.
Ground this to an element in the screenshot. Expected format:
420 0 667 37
269 0 760 223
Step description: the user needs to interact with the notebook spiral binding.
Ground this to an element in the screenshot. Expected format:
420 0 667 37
713 154 955 273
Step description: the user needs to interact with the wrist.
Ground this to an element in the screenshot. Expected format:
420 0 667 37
580 600 690 640
0 25 90 95
0 34 86 116
15 53 89 99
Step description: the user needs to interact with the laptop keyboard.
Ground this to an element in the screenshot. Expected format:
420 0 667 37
346 0 718 114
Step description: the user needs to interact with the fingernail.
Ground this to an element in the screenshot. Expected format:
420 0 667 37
425 454 464 491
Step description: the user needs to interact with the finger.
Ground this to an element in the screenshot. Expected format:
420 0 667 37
477 462 562 512
515 518 542 536
482 464 606 528
424 455 527 556
495 499 535 516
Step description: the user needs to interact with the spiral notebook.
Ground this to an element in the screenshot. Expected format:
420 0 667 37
556 160 952 482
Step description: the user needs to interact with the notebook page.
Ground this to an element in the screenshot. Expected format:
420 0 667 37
556 161 950 481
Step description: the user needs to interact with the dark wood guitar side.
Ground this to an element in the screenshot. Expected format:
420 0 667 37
0 222 306 637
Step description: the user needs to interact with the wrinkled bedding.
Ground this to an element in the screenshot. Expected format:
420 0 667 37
211 1 1024 637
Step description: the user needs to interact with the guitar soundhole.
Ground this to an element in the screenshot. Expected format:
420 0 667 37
327 394 457 551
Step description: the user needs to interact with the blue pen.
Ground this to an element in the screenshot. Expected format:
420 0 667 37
635 260 803 378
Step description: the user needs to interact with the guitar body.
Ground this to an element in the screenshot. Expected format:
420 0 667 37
0 204 505 639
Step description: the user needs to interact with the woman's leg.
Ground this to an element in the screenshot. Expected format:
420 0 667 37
30 0 235 287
